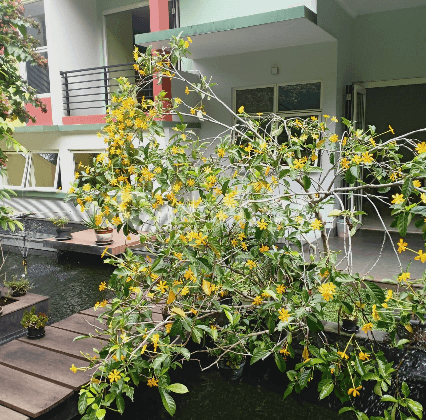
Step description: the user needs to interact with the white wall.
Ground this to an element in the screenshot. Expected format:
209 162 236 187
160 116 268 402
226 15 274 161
179 0 317 26
351 5 426 83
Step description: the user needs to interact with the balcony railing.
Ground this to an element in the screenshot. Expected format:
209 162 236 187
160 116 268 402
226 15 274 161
60 63 153 117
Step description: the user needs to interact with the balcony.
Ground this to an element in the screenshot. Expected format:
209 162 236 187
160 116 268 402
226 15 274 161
60 62 153 117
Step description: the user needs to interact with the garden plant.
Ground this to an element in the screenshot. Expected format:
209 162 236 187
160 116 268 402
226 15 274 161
68 37 426 420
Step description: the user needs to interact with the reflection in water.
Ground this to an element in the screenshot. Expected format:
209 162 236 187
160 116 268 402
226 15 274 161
0 248 114 323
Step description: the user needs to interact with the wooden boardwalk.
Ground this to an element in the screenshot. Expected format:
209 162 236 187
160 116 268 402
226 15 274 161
0 304 164 419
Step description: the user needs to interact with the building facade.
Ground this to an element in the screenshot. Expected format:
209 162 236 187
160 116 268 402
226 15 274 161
4 0 426 230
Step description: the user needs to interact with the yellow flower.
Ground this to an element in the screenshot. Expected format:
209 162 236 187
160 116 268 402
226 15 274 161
318 282 336 301
216 210 228 221
257 219 268 230
413 180 421 188
389 125 395 135
140 344 147 355
185 86 190 95
259 245 269 253
252 295 263 306
416 142 426 154
99 282 107 291
323 114 330 119
398 272 410 282
415 250 426 263
358 352 370 361
187 179 195 186
372 304 380 321
108 369 121 383
397 238 407 253
246 260 257 270
156 280 169 293
276 284 286 294
329 134 339 143
151 333 160 352
361 323 373 333
278 308 290 322
340 158 350 169
391 194 404 204
421 193 426 204
217 148 226 157
70 364 78 373
331 116 338 123
165 323 173 333
147 377 159 387
362 152 374 164
337 351 349 360
190 108 196 115
180 286 189 296
385 289 393 302
310 219 323 230
238 105 244 113
302 346 310 361
348 386 362 397
68 187 75 194
187 36 193 44
112 216 122 225
101 246 109 258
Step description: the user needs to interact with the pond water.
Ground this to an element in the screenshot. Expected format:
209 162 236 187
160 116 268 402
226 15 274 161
0 247 114 323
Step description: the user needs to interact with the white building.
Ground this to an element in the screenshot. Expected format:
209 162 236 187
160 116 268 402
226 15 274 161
5 0 426 230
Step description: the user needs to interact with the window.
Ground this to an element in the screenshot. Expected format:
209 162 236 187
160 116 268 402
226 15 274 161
1 152 60 189
73 152 102 187
23 0 50 94
234 82 322 166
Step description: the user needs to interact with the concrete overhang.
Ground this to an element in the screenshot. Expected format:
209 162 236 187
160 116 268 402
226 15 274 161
135 6 336 60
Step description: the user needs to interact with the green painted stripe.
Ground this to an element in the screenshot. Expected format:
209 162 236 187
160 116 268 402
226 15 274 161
135 6 316 45
8 190 68 199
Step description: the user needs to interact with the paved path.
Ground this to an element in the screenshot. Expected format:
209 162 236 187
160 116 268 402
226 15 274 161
0 311 106 419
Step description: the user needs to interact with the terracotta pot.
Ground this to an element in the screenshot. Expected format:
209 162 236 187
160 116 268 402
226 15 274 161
55 227 72 241
95 228 113 245
27 326 45 339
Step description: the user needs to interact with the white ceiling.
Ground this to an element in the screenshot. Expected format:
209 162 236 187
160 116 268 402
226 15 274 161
337 0 426 17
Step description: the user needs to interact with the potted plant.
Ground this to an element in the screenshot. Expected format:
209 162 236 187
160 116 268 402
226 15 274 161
339 303 359 333
4 275 32 297
21 306 48 339
210 331 247 381
49 216 72 241
83 213 113 245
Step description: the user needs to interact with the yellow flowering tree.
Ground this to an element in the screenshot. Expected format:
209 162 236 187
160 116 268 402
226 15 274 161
70 37 426 420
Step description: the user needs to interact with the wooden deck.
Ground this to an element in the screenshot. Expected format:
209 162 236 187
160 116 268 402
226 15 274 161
0 311 106 419
43 228 143 256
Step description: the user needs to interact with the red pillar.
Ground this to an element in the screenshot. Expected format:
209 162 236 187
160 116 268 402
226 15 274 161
149 0 172 121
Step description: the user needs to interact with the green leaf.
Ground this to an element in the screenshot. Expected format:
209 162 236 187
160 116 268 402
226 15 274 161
96 409 106 420
381 395 398 403
78 392 88 415
407 399 423 419
250 348 270 365
116 394 125 414
354 357 365 376
319 380 334 400
365 280 385 303
402 178 413 198
283 383 294 400
339 407 355 415
302 175 311 190
374 382 383 396
160 388 176 416
402 382 410 398
167 383 189 394
274 353 286 373
398 213 409 237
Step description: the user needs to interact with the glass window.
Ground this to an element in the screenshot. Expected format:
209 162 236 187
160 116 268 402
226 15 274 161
26 51 50 94
235 87 274 114
27 153 59 188
2 154 27 187
74 152 99 186
24 1 47 48
278 82 321 112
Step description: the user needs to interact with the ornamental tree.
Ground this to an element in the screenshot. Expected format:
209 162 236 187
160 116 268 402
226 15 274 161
70 37 426 420
0 0 47 230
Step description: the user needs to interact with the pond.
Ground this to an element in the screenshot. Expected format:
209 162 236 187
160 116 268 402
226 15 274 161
0 247 114 323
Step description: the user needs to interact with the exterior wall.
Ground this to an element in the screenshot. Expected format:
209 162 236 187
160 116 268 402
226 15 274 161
179 0 317 26
45 0 103 124
351 5 426 83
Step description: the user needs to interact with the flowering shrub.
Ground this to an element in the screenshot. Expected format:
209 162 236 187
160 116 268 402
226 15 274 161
70 38 426 420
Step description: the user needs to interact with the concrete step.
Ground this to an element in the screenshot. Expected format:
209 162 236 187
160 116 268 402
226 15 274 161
0 341 93 391
49 313 106 338
0 364 72 418
0 404 29 420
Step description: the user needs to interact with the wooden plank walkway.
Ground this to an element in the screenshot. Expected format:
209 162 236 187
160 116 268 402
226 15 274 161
0 311 107 419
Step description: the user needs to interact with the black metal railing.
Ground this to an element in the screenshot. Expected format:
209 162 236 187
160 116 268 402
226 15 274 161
60 62 153 116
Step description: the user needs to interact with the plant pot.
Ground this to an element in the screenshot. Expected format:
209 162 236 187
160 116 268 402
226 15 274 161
218 360 246 381
95 228 113 245
341 318 359 333
11 289 26 297
336 218 350 238
27 326 45 340
55 227 72 241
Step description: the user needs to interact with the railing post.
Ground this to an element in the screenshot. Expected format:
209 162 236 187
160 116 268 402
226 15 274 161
103 67 109 109
61 71 71 117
